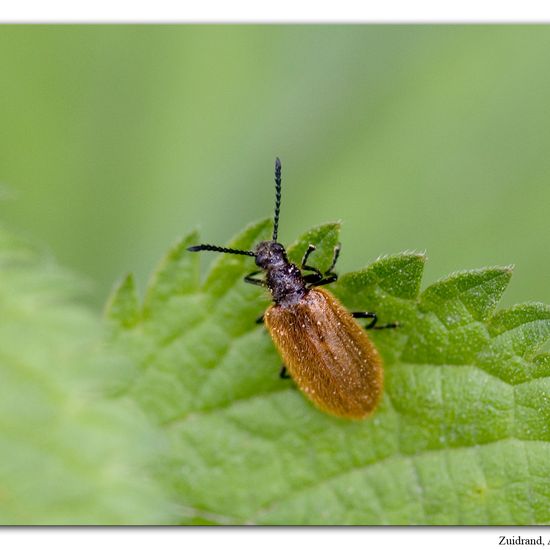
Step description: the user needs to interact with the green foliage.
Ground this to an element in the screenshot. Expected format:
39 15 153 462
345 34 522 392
104 221 550 525
1 219 548 524
0 227 175 524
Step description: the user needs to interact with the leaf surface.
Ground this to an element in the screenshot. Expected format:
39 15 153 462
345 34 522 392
106 222 550 525
0 228 174 524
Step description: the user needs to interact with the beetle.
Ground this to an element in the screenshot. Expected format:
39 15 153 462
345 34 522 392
188 158 397 419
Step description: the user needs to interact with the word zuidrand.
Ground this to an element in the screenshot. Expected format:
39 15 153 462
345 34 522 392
499 536 544 546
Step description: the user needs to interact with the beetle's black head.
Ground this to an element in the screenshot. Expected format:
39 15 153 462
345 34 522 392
254 240 287 270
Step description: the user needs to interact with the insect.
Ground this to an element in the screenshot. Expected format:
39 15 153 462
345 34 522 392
188 158 397 419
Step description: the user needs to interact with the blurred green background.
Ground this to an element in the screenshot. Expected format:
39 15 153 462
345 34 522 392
0 25 548 310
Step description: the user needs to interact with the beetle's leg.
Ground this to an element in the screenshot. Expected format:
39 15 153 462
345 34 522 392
305 243 341 286
301 244 322 277
352 311 400 330
304 244 341 288
279 365 291 379
325 243 341 275
245 274 267 324
305 272 338 288
244 271 267 287
303 272 322 284
302 243 340 275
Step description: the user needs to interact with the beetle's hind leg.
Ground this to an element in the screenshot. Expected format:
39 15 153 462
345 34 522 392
279 365 291 379
352 311 400 330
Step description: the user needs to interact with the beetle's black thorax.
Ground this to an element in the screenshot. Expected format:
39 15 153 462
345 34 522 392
255 240 307 307
265 262 307 306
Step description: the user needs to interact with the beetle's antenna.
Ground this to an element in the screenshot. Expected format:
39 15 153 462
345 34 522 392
272 157 282 242
187 244 256 257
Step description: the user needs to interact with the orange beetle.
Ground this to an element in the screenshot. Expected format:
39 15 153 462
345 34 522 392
189 158 397 419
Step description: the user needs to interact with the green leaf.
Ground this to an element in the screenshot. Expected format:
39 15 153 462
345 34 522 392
143 231 200 316
105 273 141 328
107 222 550 525
0 227 175 524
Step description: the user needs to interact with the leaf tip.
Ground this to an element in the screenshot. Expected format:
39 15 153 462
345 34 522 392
487 301 550 358
143 231 201 313
420 265 515 323
104 272 141 328
374 249 427 264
